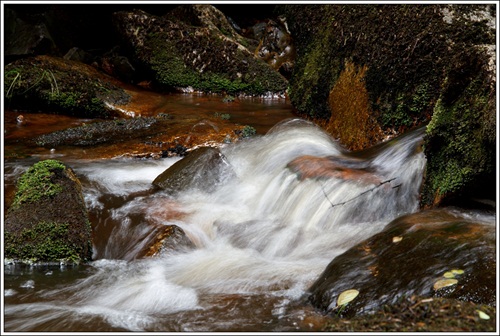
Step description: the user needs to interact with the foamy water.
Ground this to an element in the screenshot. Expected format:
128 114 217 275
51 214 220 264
4 119 428 332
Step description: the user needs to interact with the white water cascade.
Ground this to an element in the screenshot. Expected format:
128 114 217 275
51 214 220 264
4 119 427 332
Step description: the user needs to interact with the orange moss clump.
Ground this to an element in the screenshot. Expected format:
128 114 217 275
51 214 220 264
325 61 383 151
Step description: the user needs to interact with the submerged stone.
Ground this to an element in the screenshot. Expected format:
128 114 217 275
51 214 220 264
287 155 381 185
144 225 195 258
33 117 160 147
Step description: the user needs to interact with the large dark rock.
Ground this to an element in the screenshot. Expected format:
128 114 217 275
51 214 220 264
308 208 496 318
4 8 58 60
278 4 495 206
4 160 93 264
112 5 288 95
4 55 130 117
153 146 235 194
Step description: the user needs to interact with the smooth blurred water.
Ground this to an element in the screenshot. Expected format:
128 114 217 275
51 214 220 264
4 119 429 332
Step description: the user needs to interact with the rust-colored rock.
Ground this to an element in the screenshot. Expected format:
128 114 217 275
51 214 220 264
287 155 381 185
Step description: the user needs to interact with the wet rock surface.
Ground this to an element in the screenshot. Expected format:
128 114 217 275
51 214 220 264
152 146 236 194
287 155 381 185
308 208 496 318
33 116 162 147
144 225 195 258
320 295 496 332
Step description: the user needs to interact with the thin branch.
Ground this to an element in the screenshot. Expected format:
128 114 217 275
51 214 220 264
321 177 398 208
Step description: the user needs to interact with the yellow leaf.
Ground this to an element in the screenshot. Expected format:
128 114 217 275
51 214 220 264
451 269 464 275
392 236 403 243
476 310 490 320
433 278 458 290
443 271 455 278
337 289 359 307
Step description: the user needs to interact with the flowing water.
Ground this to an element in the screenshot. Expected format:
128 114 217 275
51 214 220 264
3 105 431 331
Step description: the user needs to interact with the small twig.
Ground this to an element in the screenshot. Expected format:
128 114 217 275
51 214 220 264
320 182 335 207
322 177 398 208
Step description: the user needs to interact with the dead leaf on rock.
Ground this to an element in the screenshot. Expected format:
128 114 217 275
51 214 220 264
433 278 458 291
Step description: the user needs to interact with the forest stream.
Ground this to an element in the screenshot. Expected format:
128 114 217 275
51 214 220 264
3 93 496 332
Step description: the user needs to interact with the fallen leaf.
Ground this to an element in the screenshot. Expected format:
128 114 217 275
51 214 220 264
392 236 403 243
337 289 359 307
433 278 458 290
443 271 455 278
451 269 464 275
476 310 490 320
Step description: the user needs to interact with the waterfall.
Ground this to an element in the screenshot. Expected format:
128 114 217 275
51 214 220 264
4 119 427 332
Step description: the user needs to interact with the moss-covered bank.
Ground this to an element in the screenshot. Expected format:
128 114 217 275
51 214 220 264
5 160 92 264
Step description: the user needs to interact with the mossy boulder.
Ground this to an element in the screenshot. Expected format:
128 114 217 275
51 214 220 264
4 55 130 117
5 159 92 264
308 209 496 318
278 4 495 206
112 5 288 95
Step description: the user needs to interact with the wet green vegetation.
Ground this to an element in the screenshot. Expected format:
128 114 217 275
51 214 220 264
4 221 85 264
10 160 66 209
145 29 287 95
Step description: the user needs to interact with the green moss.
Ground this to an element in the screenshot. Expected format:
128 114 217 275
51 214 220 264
5 221 81 263
145 28 286 95
280 4 494 130
289 31 340 119
240 125 257 138
11 160 66 209
4 56 129 117
149 34 199 88
422 69 495 205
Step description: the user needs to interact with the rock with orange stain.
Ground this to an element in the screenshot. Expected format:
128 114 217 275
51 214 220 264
287 155 381 185
144 224 194 258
